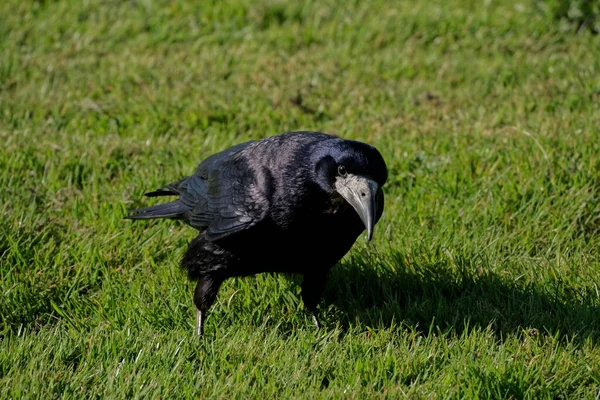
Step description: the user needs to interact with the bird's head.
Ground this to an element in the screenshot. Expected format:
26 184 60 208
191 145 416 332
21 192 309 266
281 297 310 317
311 138 388 241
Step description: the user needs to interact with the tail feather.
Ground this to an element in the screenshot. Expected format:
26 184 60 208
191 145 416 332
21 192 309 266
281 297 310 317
144 189 178 197
143 177 189 197
125 200 187 220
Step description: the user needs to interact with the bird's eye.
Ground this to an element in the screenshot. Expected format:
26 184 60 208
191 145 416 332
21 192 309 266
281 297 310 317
337 165 347 177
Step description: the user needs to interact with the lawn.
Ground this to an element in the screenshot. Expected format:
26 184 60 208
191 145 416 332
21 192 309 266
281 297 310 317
1 0 599 398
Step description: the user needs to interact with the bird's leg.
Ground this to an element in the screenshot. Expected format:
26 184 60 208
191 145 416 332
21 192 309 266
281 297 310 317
311 312 322 330
301 272 327 330
193 275 223 337
195 306 204 336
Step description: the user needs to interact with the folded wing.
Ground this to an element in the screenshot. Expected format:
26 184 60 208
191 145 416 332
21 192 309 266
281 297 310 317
126 140 270 242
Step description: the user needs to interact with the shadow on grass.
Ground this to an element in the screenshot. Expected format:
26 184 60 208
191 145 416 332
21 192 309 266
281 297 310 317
324 251 600 344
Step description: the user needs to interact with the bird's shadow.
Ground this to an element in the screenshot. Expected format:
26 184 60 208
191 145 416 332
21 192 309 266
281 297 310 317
322 251 600 344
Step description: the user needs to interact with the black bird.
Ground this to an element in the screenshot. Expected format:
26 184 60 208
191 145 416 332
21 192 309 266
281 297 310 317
126 131 387 336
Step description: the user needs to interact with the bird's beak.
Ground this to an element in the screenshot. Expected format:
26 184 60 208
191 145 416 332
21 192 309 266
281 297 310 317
334 174 379 241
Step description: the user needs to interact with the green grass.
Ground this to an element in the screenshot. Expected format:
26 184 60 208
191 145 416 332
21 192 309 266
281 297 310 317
1 0 600 397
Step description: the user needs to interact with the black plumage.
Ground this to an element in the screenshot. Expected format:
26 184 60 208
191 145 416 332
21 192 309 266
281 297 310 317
126 131 387 335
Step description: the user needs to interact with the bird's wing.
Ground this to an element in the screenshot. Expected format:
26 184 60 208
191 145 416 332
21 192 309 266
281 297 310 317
143 140 255 198
162 139 269 241
194 141 255 179
188 153 272 242
127 140 256 222
192 132 329 240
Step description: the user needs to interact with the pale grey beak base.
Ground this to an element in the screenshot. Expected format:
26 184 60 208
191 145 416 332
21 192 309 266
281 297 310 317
334 174 379 241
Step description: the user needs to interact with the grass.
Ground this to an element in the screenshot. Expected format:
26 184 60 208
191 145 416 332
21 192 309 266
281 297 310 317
1 0 600 397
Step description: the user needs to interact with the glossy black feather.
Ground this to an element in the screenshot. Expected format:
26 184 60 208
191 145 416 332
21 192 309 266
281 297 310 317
126 131 388 333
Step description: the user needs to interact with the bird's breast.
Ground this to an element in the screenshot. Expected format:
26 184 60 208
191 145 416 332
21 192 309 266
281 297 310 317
216 207 365 274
